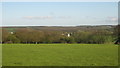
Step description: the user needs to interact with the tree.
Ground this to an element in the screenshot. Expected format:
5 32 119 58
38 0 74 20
15 28 45 44
2 29 9 43
43 31 62 43
73 31 91 43
15 28 30 43
7 35 20 43
114 25 120 44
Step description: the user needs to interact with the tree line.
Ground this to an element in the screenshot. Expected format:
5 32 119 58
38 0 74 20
1 26 119 44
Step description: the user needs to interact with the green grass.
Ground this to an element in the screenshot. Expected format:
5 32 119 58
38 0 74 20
0 44 2 66
2 44 118 66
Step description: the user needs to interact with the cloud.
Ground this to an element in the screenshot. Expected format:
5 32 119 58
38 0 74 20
24 16 53 19
23 16 71 20
106 17 118 22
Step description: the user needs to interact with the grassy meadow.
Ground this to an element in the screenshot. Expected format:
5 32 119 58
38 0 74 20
0 44 2 66
2 44 118 66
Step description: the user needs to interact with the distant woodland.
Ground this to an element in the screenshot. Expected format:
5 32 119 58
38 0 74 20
1 25 120 44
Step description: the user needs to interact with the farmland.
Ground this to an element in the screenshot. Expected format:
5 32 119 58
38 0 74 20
2 44 118 66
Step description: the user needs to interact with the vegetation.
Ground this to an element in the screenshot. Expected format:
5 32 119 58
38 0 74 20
2 44 118 66
2 25 119 44
1 25 119 66
114 25 120 44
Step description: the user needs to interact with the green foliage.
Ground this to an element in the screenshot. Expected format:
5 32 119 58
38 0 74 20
114 25 120 44
7 35 20 43
60 37 75 43
2 29 9 43
73 31 91 43
2 27 115 44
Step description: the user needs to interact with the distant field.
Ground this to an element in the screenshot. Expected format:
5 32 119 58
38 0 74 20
2 44 118 66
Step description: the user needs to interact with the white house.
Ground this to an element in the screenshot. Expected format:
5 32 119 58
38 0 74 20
10 32 14 34
67 33 70 37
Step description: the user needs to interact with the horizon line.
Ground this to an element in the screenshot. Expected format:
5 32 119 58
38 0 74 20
0 24 118 27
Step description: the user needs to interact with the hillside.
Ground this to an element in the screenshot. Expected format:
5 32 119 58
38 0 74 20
1 25 116 32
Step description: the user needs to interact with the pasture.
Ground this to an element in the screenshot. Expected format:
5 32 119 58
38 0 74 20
2 44 118 66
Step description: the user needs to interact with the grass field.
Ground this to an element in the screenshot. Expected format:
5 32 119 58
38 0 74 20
0 44 2 66
2 44 118 66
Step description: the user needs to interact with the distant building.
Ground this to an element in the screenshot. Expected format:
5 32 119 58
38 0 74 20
10 32 14 34
67 33 70 37
61 34 64 35
61 33 72 37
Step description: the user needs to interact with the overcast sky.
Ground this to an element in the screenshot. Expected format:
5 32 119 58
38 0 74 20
1 2 118 26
